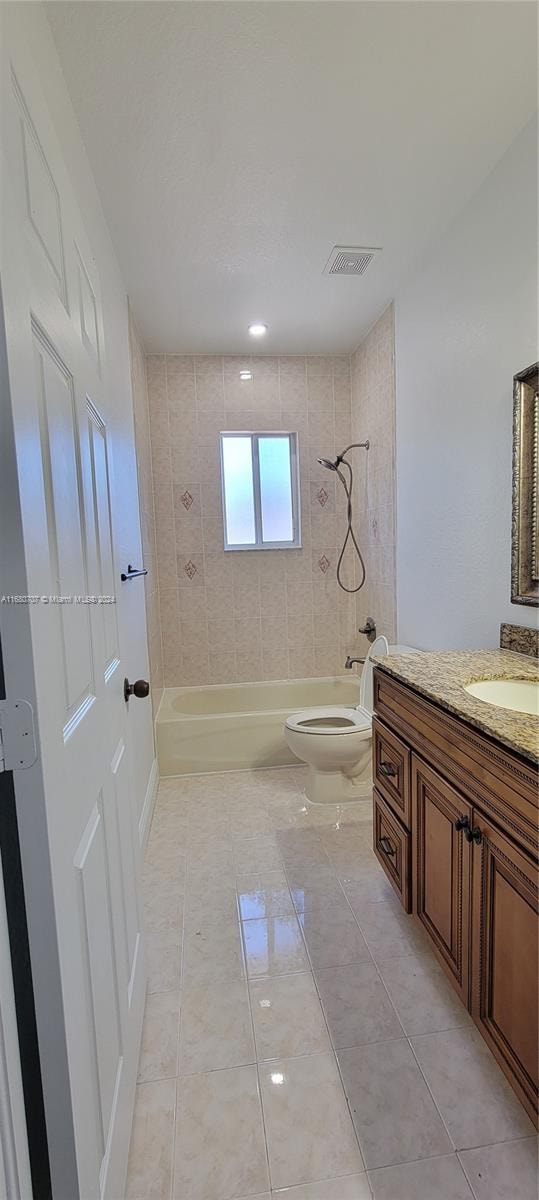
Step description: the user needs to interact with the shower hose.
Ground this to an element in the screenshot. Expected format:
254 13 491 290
334 457 367 594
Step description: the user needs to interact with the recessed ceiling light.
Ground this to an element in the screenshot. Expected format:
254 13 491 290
248 323 267 337
239 370 253 381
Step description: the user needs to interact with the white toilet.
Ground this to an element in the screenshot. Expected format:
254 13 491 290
285 635 389 805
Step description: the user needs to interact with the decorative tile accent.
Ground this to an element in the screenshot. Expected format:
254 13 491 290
316 487 329 507
318 554 331 574
184 560 197 580
181 490 194 511
500 622 538 658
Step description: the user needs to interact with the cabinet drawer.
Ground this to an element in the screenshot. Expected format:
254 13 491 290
373 789 411 912
373 717 411 828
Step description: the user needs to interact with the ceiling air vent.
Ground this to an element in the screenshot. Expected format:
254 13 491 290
323 246 381 276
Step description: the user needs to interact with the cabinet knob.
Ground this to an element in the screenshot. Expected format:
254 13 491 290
379 761 397 778
455 816 482 845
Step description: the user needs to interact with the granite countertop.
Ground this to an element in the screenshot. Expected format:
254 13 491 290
374 649 539 765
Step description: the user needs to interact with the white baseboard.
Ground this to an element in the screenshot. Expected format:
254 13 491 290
139 756 158 852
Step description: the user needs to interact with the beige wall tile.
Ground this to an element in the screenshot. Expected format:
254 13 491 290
351 304 396 648
143 337 396 687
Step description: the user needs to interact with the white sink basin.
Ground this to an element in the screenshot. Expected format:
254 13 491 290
464 678 539 716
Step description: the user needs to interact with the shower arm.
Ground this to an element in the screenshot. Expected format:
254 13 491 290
335 440 369 466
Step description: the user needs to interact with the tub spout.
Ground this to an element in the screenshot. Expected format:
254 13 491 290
345 656 365 669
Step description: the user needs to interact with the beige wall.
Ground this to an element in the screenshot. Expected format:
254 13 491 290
351 304 397 645
128 307 164 711
145 353 371 686
139 315 396 690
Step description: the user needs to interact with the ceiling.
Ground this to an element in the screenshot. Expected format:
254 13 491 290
46 1 537 355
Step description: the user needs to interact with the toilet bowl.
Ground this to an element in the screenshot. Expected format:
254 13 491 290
285 635 389 804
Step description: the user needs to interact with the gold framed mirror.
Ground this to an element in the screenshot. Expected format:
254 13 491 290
511 361 539 606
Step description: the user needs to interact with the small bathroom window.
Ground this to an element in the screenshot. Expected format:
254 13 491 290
220 431 301 550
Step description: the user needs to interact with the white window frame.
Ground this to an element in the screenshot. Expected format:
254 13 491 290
219 430 301 551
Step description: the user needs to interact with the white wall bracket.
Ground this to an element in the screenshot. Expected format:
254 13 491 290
0 701 37 772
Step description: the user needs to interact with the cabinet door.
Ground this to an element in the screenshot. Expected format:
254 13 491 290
471 817 538 1122
412 756 472 1005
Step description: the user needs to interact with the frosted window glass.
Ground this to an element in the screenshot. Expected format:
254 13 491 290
259 436 294 542
221 436 256 545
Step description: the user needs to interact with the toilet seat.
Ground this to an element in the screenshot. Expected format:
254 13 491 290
284 637 410 804
285 635 390 740
285 705 371 735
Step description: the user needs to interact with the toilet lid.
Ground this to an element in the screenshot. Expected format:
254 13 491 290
285 705 371 735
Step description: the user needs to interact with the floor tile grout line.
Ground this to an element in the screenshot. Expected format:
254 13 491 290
341 865 462 1156
143 788 185 1200
405 1026 458 1153
275 806 461 1179
455 1148 485 1200
365 1149 476 1199
295 888 374 1189
238 835 290 1194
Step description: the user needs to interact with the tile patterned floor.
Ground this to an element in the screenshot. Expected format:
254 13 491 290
126 767 537 1200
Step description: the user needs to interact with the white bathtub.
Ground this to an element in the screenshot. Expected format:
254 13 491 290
156 675 361 776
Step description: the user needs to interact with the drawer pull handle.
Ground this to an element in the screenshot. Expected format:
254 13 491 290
379 760 397 778
379 836 396 857
455 816 483 845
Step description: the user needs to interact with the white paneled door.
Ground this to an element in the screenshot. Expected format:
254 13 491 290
0 11 147 1199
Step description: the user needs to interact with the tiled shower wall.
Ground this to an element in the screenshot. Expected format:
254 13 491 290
129 308 164 712
351 304 397 644
139 316 396 690
144 354 370 687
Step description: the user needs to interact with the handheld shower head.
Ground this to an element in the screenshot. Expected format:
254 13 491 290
316 441 370 594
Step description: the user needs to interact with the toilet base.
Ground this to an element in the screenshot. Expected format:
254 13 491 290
304 764 373 805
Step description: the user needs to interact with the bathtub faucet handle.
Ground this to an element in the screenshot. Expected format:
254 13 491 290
358 617 376 641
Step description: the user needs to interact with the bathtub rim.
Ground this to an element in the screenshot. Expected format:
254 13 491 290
155 673 361 724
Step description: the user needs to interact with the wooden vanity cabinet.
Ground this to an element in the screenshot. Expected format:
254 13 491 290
372 668 539 1123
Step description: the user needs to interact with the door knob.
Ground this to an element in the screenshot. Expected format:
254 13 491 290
124 678 150 702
